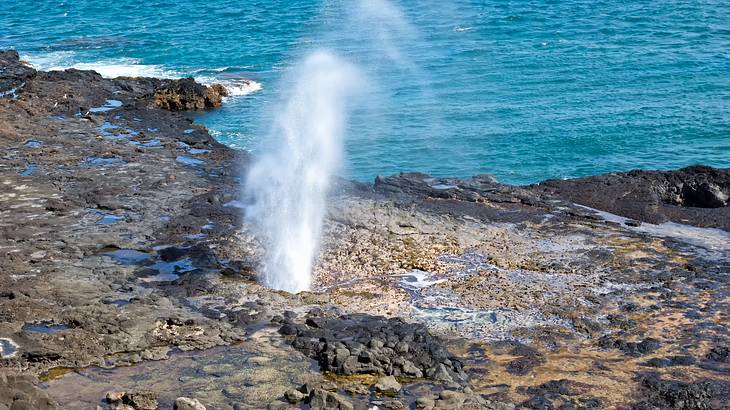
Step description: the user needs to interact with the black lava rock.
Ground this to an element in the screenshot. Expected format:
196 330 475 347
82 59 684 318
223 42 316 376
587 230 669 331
630 372 730 410
598 336 660 356
644 356 696 368
705 346 730 363
279 311 467 384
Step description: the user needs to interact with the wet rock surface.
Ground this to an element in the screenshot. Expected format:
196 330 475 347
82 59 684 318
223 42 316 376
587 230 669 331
1 50 729 409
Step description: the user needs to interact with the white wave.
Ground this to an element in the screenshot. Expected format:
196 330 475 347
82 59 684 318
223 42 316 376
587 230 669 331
22 51 75 68
189 66 231 73
24 52 175 79
454 26 473 32
23 51 262 96
57 60 175 78
207 129 255 149
196 76 262 97
222 79 263 96
189 66 255 73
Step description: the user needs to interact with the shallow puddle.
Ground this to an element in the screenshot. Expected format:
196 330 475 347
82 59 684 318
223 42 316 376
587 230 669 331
0 338 19 358
19 164 39 176
85 156 126 167
24 139 42 148
22 322 69 334
176 156 204 166
88 99 122 113
188 148 210 155
129 138 162 148
101 249 151 265
96 214 124 225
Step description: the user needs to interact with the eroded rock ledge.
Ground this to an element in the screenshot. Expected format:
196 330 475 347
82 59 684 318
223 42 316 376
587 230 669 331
534 166 730 229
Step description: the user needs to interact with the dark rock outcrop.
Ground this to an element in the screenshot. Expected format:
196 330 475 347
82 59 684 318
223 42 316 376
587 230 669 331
277 310 467 384
0 50 36 95
705 346 730 363
153 77 228 110
630 373 730 410
106 391 159 410
520 379 602 409
0 374 57 409
598 336 661 357
533 166 730 230
643 356 697 368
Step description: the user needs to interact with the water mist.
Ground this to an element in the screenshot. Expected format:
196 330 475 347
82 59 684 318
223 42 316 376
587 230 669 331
243 51 362 293
244 0 436 293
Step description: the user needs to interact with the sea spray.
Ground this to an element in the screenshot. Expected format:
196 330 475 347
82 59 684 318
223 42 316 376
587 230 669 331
243 0 440 292
243 51 362 292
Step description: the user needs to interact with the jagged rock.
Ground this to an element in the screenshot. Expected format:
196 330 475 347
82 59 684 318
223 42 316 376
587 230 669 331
374 375 401 396
106 391 125 403
306 388 353 410
173 397 206 410
284 389 305 404
705 346 730 363
415 397 435 409
434 390 466 409
598 336 660 357
153 77 228 110
630 373 730 409
342 383 369 395
533 166 730 229
0 374 57 409
280 311 466 384
644 356 696 368
375 398 405 409
120 391 158 410
266 401 295 410
0 50 36 95
483 400 516 410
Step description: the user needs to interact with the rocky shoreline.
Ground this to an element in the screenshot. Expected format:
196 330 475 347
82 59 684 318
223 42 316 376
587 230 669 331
1 50 729 409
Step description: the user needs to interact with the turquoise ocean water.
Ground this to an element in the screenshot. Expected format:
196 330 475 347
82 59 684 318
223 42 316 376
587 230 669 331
2 0 729 184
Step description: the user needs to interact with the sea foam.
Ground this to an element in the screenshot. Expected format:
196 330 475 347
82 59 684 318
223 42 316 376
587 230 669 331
25 52 262 97
26 52 174 79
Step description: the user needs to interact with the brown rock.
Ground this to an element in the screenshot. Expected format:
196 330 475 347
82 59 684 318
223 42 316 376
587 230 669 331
173 397 206 410
153 78 227 111
106 391 125 403
374 375 401 396
121 391 158 410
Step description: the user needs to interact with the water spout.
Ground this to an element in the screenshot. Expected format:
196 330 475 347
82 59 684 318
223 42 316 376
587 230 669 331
243 51 362 292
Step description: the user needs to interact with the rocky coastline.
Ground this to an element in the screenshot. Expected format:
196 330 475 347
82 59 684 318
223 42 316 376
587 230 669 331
1 50 728 409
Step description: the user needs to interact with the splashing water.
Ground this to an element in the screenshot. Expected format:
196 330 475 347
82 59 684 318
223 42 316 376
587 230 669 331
243 51 362 292
243 0 434 292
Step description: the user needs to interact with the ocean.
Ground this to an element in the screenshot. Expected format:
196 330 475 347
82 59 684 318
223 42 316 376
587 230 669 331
2 0 729 184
